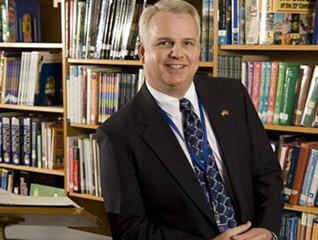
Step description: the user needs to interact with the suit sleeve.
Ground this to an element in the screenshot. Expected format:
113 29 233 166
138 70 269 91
97 127 208 240
240 82 284 235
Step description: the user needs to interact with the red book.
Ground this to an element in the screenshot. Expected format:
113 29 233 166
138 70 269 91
289 141 318 205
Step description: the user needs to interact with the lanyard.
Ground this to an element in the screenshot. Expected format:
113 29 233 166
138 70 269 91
161 97 209 172
161 98 230 232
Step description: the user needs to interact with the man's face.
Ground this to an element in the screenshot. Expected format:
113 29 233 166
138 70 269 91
138 11 201 98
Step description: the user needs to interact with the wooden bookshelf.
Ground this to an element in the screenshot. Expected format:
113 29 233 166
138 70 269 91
284 204 318 215
264 125 318 135
69 192 103 202
0 43 63 49
0 164 64 177
219 45 318 52
0 104 64 113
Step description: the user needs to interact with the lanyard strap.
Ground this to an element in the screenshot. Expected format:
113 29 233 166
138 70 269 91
161 97 209 172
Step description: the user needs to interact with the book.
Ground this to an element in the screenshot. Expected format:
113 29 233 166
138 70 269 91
15 0 41 42
30 183 64 197
300 212 309 240
298 147 318 206
292 65 314 126
279 65 300 126
312 218 318 240
251 61 262 111
245 0 259 44
300 66 318 127
290 141 318 205
283 144 301 203
305 213 318 240
11 116 23 165
266 61 279 124
19 170 30 195
307 149 318 207
312 0 318 44
273 62 288 125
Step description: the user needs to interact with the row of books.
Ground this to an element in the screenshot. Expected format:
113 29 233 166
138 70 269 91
218 0 318 45
242 61 318 127
0 0 41 42
0 169 64 196
0 51 63 106
0 112 64 169
67 133 101 197
279 212 318 240
217 54 243 80
200 0 214 61
273 134 318 207
67 65 143 125
66 0 146 60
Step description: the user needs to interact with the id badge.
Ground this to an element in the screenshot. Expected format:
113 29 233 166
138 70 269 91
218 223 229 232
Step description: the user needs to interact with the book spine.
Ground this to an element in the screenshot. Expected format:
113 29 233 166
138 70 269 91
258 61 267 121
2 117 11 164
273 62 287 125
301 66 318 127
298 148 318 206
279 66 300 126
262 61 272 124
252 61 262 111
292 65 314 126
22 118 32 166
245 0 259 44
311 0 318 44
267 61 279 124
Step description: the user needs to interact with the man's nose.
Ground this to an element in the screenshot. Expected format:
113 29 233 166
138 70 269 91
169 44 184 58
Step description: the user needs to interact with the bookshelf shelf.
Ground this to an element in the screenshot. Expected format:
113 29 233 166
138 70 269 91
219 45 318 52
67 58 214 68
264 125 318 135
284 204 318 215
69 192 103 202
0 163 64 177
70 123 99 130
0 43 63 49
0 104 64 113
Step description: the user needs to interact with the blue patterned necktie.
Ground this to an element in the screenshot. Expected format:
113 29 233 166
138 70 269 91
180 98 237 230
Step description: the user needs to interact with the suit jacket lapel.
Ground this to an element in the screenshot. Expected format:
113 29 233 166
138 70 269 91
135 85 216 225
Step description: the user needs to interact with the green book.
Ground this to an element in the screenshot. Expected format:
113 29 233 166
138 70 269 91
279 66 300 126
301 66 318 127
30 183 65 197
258 62 268 120
273 62 300 125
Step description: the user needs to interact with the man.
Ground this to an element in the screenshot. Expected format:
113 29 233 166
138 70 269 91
97 0 284 239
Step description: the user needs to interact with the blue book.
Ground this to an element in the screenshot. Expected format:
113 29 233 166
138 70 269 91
283 144 300 203
22 117 32 166
231 0 240 44
258 62 267 121
298 147 318 205
288 217 299 240
15 0 41 42
2 116 12 164
262 62 272 124
311 0 318 44
11 116 23 165
35 62 63 106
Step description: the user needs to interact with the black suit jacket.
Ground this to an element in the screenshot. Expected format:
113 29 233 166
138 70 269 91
97 76 284 240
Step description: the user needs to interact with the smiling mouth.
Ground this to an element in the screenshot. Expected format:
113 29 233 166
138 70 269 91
168 64 184 68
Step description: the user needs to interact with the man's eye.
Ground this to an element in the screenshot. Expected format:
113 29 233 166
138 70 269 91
158 41 170 46
184 41 193 46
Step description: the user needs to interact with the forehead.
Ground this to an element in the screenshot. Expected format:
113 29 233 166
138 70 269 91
148 11 199 40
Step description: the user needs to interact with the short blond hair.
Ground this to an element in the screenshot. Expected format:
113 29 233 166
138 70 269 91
139 0 201 43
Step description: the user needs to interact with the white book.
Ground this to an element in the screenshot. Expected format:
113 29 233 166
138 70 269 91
245 0 259 44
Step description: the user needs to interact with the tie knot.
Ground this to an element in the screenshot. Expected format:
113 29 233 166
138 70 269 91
180 98 192 112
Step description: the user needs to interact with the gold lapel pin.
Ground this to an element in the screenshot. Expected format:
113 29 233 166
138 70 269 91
221 110 229 116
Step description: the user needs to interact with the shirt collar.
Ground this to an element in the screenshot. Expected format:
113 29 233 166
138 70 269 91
146 80 199 118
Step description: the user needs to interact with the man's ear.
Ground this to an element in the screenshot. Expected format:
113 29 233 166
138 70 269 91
138 42 145 64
